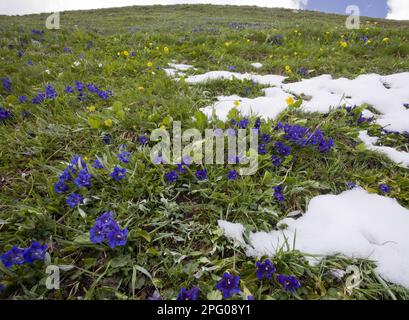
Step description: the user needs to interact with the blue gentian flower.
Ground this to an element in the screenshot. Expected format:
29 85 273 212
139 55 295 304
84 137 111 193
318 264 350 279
18 49 23 57
274 142 291 156
64 47 72 53
102 134 112 145
196 169 207 181
89 212 127 248
379 184 391 194
165 170 178 183
346 181 356 189
177 287 200 300
273 185 285 202
254 118 261 129
230 118 237 126
276 274 301 292
117 151 131 163
107 227 128 248
92 159 104 169
271 155 281 167
64 86 75 94
318 138 334 153
258 143 267 155
260 133 271 143
0 246 25 268
54 181 69 194
215 272 241 299
247 295 255 300
59 168 72 182
238 118 250 129
23 241 47 264
273 35 283 46
74 169 91 189
2 77 12 93
0 108 12 121
90 223 106 244
256 259 276 280
45 84 57 99
110 167 126 181
32 92 45 104
138 134 149 145
18 95 27 103
228 66 236 71
27 59 33 66
298 67 307 76
66 193 84 208
227 169 239 180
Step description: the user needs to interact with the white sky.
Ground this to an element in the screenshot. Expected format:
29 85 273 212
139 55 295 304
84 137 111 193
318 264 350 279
0 0 408 20
0 0 307 15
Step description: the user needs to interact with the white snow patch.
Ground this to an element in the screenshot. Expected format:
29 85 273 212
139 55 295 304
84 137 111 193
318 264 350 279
251 62 263 69
217 220 245 245
167 68 409 133
163 63 195 77
358 130 409 168
219 188 409 289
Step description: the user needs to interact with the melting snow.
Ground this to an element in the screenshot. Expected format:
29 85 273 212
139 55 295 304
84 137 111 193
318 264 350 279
251 62 263 69
165 68 409 133
358 131 409 168
218 188 409 289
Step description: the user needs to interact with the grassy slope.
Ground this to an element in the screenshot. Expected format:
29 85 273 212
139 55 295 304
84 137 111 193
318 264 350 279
0 4 409 300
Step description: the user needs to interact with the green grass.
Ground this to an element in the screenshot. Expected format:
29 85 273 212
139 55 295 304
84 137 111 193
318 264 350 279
0 4 409 300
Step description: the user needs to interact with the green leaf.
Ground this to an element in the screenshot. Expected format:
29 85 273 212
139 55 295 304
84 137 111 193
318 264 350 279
207 290 223 300
194 110 208 130
112 101 123 113
88 116 101 129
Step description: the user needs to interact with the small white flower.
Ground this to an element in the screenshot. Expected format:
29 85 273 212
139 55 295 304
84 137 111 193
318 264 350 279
98 63 102 68
73 61 80 67
45 69 51 74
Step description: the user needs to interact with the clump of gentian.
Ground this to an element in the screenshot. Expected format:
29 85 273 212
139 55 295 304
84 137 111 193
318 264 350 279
66 193 84 208
216 272 241 299
2 77 12 93
138 134 149 145
237 118 249 129
177 287 200 300
74 168 92 189
276 274 301 292
273 185 285 202
0 108 12 121
117 150 131 163
92 158 104 169
379 184 391 194
110 166 126 181
196 169 207 181
274 142 291 156
227 169 239 180
258 143 267 155
23 241 48 264
256 259 276 280
347 181 357 189
89 212 128 248
18 95 27 103
165 170 178 183
0 241 47 268
271 155 281 167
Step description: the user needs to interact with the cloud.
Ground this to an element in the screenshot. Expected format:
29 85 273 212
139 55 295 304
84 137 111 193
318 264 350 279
386 0 409 20
0 0 308 15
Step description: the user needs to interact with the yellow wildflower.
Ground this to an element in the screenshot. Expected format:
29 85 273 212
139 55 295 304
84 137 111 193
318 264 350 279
104 119 113 127
163 47 169 53
382 37 390 43
123 51 129 57
286 97 295 106
147 61 153 67
234 100 240 107
138 86 145 91
340 41 348 48
88 105 96 112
